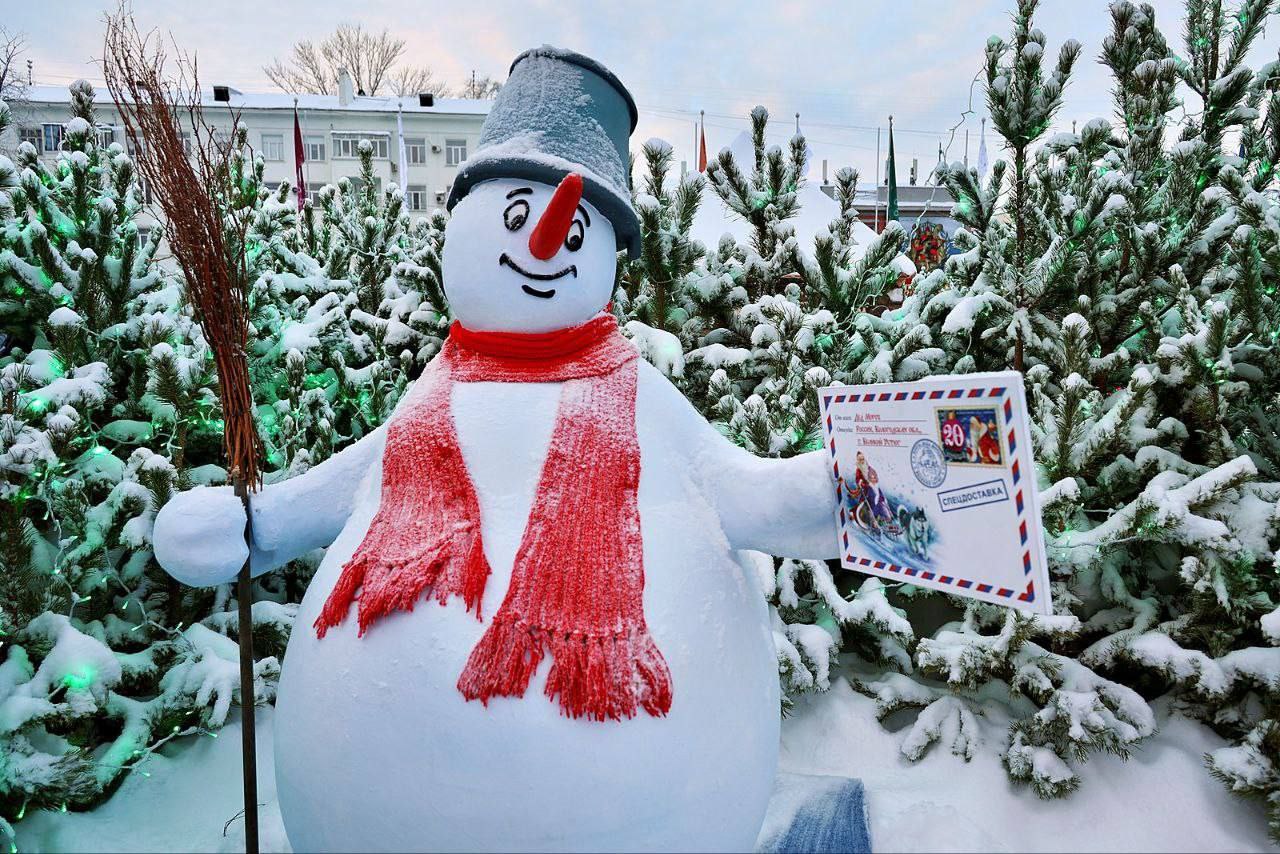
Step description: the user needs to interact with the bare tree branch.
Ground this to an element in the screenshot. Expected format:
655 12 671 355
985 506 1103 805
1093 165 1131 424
264 39 331 94
0 27 29 104
386 65 445 97
264 24 432 97
455 72 501 100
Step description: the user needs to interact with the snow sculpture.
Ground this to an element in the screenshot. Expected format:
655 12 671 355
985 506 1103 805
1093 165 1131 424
153 46 838 852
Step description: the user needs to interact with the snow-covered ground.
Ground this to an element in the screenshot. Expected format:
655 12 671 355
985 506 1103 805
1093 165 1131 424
14 677 1273 852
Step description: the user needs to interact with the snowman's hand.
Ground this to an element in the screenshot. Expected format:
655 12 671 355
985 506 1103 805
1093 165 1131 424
154 423 389 586
702 446 839 559
153 485 261 587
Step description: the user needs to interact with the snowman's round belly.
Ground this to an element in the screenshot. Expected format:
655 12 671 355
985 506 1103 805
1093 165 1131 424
273 477 779 853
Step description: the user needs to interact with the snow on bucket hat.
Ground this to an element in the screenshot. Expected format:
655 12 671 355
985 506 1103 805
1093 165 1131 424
446 45 641 259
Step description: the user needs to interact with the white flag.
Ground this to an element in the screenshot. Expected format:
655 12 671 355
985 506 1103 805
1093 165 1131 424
396 102 409 195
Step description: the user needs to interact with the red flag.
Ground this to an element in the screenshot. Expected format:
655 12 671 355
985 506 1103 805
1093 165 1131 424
293 105 306 211
697 121 707 173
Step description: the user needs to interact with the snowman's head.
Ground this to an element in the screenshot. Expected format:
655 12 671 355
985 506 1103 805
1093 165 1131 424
441 175 616 333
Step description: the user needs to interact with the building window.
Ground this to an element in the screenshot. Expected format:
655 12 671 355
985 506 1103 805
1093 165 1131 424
206 128 232 152
406 184 427 211
332 133 388 159
305 182 326 195
348 175 382 195
261 133 285 162
445 138 467 166
95 126 116 149
42 123 64 152
137 227 152 249
19 127 41 149
405 137 426 164
304 135 325 162
180 132 192 156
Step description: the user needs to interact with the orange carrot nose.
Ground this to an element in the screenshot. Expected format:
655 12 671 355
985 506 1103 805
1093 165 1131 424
528 173 584 260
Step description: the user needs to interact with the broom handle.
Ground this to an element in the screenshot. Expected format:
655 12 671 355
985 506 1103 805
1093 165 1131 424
234 477 260 854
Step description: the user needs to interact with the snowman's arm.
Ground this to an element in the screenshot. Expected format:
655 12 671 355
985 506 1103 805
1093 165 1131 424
153 424 386 586
697 435 840 560
641 363 839 560
249 424 388 569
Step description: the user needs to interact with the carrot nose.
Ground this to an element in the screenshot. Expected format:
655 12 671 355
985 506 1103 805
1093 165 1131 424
528 173 584 261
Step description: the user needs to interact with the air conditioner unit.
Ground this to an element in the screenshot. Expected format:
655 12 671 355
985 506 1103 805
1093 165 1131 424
435 190 447 204
431 144 442 153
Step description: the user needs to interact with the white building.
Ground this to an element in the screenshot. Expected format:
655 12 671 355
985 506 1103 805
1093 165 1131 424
7 71 491 223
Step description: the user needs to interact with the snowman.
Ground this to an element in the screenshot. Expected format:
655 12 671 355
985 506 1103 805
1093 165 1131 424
154 46 838 852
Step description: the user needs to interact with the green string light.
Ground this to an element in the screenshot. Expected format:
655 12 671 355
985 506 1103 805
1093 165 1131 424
62 666 95 692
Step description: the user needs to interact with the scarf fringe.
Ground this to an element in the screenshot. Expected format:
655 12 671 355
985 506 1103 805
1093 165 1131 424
314 523 492 638
457 615 673 722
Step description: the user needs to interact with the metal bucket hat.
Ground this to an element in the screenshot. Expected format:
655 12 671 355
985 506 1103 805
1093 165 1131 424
446 46 641 259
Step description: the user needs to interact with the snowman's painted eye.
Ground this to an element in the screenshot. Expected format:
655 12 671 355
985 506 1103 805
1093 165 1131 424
504 200 530 231
565 220 585 252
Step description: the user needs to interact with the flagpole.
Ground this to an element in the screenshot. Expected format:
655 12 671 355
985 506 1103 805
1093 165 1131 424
300 101 310 192
293 98 305 211
396 99 409 196
874 125 881 232
887 115 899 223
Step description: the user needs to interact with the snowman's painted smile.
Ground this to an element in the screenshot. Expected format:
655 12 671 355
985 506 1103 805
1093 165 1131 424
499 253 577 299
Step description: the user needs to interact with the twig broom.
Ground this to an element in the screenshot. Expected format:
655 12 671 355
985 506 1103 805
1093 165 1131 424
104 9 263 852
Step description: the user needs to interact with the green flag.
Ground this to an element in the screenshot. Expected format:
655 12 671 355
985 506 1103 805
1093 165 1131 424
886 116 899 223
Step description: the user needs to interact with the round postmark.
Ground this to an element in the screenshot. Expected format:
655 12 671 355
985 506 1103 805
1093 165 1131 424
910 438 948 488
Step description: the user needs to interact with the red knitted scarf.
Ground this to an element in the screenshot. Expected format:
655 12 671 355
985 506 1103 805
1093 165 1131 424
314 313 672 721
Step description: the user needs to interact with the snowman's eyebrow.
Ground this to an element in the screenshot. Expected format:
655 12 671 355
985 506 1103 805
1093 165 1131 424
505 187 533 199
577 205 591 226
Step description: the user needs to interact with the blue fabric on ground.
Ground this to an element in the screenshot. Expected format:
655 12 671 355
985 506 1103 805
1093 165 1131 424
756 772 872 853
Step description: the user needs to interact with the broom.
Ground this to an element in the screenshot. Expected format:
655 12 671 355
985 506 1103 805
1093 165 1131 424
104 10 264 852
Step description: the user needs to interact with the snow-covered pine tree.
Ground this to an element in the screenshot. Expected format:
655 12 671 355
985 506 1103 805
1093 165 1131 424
703 106 808 299
0 82 291 827
396 208 453 350
622 138 706 335
318 139 405 315
0 88 435 833
823 0 1280 814
983 0 1082 372
651 106 907 460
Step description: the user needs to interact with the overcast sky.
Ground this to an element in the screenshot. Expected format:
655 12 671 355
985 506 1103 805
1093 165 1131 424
11 1 1280 184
